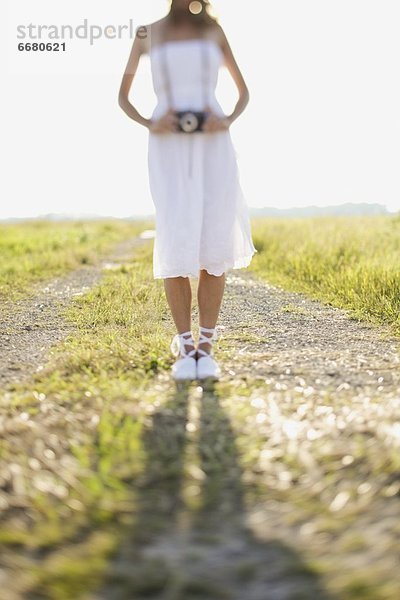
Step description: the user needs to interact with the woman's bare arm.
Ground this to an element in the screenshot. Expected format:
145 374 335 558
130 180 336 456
118 31 151 128
218 26 250 125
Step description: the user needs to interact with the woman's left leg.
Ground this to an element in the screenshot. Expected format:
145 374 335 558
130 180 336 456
197 269 226 357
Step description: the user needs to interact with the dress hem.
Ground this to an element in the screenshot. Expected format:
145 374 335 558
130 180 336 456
153 249 258 280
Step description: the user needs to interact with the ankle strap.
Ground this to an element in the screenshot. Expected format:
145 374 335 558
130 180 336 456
170 331 196 358
198 325 220 342
197 326 222 357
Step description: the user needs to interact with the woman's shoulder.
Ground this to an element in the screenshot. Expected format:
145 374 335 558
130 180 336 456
144 17 167 32
145 18 169 44
205 22 228 52
208 21 224 38
136 18 167 53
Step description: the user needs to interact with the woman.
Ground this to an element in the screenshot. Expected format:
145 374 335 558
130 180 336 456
119 0 257 381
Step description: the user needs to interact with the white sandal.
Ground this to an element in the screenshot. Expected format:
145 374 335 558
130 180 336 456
196 325 222 380
170 330 197 380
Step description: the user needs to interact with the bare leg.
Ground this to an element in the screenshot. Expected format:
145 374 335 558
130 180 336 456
163 276 195 355
197 269 226 356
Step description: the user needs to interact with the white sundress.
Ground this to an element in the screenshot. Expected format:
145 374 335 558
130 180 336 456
148 38 257 279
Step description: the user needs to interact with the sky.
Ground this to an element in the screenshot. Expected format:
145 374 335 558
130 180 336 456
2 0 400 220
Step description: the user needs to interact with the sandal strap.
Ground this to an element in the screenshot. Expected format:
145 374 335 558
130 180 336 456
197 325 221 357
198 325 220 343
170 330 196 358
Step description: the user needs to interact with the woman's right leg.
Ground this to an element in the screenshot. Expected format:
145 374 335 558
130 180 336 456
163 276 195 355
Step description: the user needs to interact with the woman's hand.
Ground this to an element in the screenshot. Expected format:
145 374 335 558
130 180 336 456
202 112 231 133
148 109 179 133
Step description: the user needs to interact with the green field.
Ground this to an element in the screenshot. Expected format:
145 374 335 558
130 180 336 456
0 216 399 599
1 214 399 333
251 214 400 335
0 219 151 302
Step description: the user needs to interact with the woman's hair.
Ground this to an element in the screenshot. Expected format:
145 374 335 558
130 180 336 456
168 1 218 28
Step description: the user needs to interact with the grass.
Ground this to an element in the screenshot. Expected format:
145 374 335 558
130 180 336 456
0 236 179 596
250 214 400 335
1 216 400 598
0 218 152 302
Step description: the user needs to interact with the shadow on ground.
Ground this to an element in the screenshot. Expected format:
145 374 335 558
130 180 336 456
94 381 334 600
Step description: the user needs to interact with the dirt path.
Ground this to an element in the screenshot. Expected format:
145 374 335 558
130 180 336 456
3 245 398 397
95 271 400 599
220 270 400 395
0 236 147 388
1 253 400 599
